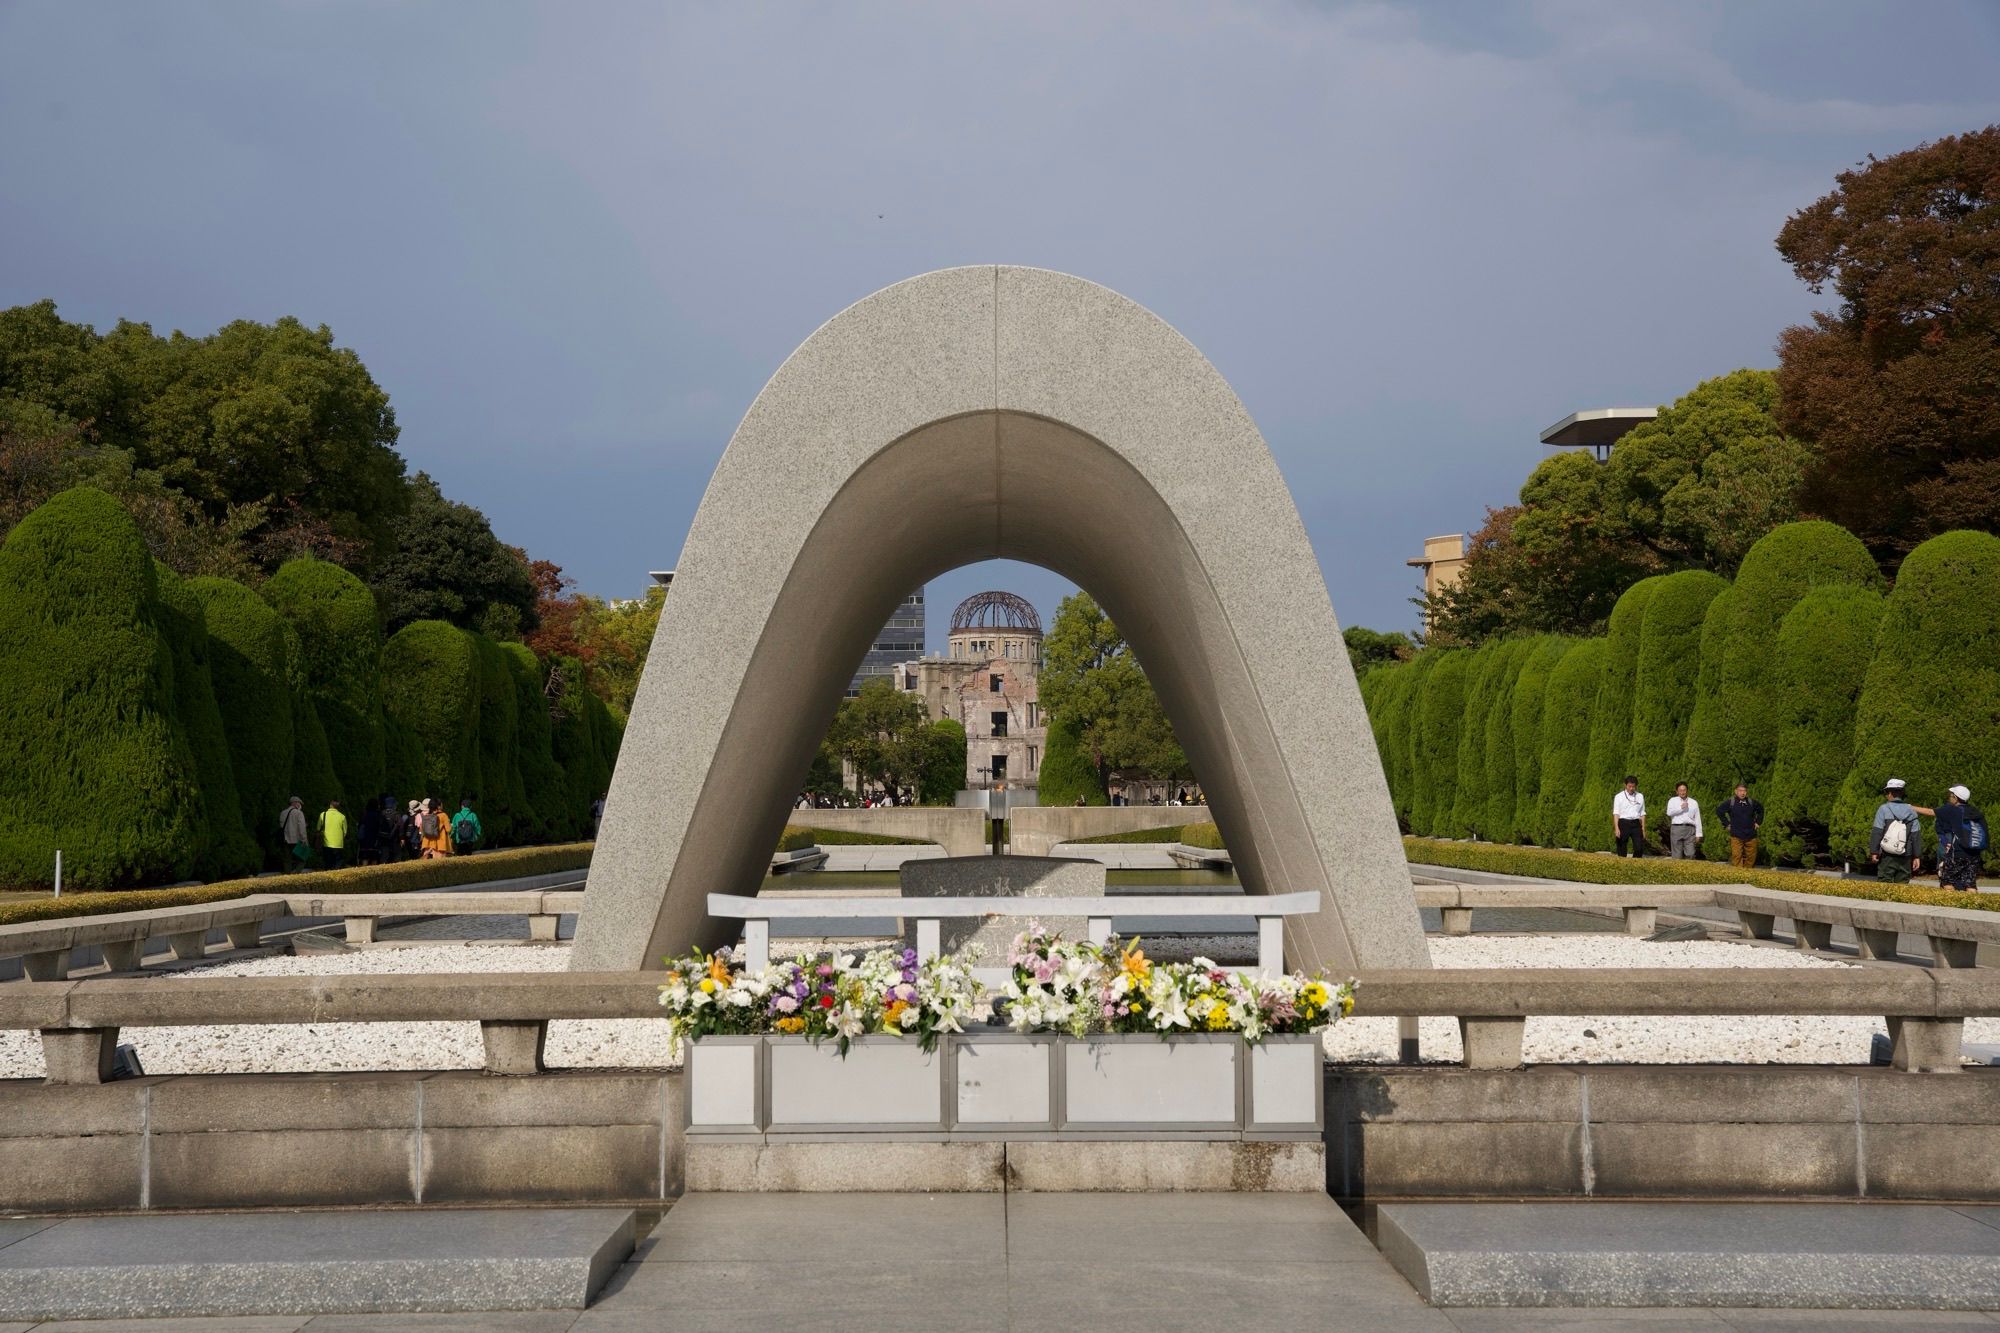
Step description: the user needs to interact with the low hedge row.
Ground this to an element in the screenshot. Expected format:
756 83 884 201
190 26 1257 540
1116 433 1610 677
1072 821 1223 847
0 842 595 927
780 826 938 848
1402 836 2000 915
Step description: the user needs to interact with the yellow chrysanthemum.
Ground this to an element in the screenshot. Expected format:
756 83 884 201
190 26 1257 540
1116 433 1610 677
776 1016 806 1034
698 978 717 994
1204 1006 1231 1031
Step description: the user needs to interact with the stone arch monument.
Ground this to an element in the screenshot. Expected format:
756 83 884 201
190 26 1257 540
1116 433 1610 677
569 266 1429 973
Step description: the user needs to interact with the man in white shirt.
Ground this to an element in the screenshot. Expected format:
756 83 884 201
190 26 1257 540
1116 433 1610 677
1612 775 1648 858
1666 781 1702 860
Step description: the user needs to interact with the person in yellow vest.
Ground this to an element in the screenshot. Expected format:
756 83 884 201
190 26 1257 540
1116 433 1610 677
418 798 453 859
317 798 349 871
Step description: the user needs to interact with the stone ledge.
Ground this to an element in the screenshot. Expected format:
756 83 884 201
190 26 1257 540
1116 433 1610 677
685 1139 1324 1192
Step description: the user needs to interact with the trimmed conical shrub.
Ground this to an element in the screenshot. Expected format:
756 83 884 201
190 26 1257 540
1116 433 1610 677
284 618 340 818
1568 576 1666 851
501 640 563 840
382 620 482 804
155 564 259 878
1627 569 1730 831
1831 530 2000 865
1449 642 1510 839
1479 640 1533 844
1683 521 1882 850
188 575 298 864
1371 660 1423 827
0 488 200 888
1039 715 1106 806
1508 637 1570 845
1535 638 1606 847
1411 650 1469 837
472 633 525 843
1764 583 1885 864
263 559 388 806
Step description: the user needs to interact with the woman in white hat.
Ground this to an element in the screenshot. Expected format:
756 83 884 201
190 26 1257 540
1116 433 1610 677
1936 784 1987 893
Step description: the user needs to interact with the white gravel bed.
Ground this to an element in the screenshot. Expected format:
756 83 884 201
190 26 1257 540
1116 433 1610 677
1 933 1984 1076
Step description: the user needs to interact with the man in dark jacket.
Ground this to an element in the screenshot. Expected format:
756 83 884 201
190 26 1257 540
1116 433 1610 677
1935 784 1986 892
1716 784 1763 869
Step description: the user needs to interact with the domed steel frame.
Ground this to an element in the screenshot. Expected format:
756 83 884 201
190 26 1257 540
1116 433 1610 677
949 590 1043 635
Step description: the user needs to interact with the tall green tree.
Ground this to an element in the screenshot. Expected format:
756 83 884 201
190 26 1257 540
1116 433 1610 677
155 564 260 878
825 677 934 794
1507 637 1571 845
189 575 300 862
1411 650 1469 837
918 718 968 805
369 473 538 636
1040 592 1188 783
1477 640 1533 843
1534 639 1607 847
1343 625 1414 672
1448 642 1508 838
263 558 388 804
1776 128 2000 564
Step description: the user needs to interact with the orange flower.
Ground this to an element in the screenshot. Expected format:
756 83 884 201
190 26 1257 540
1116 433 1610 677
1120 944 1151 984
706 954 733 987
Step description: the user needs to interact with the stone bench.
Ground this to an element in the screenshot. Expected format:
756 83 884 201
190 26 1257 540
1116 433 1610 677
282 889 586 945
0 898 288 980
1416 882 1715 937
1710 886 2000 967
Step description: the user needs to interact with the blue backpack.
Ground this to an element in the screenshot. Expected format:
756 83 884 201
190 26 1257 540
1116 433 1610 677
1968 812 1988 852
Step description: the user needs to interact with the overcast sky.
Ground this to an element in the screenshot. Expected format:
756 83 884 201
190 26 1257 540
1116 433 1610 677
3 2 1996 650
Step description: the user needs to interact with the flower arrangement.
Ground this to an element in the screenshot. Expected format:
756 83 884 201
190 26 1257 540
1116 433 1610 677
658 944 986 1057
1004 924 1354 1044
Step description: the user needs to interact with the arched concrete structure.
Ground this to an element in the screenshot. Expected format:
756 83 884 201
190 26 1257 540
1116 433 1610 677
570 267 1429 973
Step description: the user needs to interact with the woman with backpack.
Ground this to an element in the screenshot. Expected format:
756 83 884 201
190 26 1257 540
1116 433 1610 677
418 798 452 859
1937 784 1988 892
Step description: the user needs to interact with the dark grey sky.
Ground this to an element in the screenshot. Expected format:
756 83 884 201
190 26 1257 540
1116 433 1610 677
4 2 1995 649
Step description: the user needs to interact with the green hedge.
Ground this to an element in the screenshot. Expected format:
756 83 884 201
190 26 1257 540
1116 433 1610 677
0 842 594 926
1683 521 1882 852
1532 638 1605 847
381 620 480 802
1411 650 1469 836
1764 584 1885 864
0 488 202 889
189 577 300 864
1037 715 1105 806
1832 530 2000 864
1477 640 1533 844
473 634 525 843
1448 642 1508 839
1404 836 1993 913
155 564 260 879
1506 637 1569 845
787 826 938 847
501 641 563 843
1179 820 1225 850
1627 570 1729 826
1568 576 1664 851
263 558 387 808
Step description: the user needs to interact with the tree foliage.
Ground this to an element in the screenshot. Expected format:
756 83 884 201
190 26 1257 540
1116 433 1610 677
1764 583 1885 864
381 620 482 802
0 302 407 569
1477 640 1533 844
188 574 300 862
1775 128 2000 564
919 719 968 805
1427 370 1806 644
369 473 538 637
1506 637 1570 845
1411 650 1469 837
825 677 936 795
1040 592 1188 782
1448 642 1509 838
1343 625 1414 672
1832 530 2000 863
0 488 200 887
154 564 260 878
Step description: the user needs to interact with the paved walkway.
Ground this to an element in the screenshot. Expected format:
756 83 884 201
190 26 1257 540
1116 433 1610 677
6 1194 2000 1331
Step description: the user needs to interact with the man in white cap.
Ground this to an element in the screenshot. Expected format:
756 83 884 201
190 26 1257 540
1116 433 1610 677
1935 784 1988 893
1869 779 1924 883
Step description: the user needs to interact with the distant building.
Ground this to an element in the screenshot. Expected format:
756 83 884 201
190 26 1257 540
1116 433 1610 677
1407 533 1467 629
1540 407 1658 463
896 591 1046 792
849 587 925 697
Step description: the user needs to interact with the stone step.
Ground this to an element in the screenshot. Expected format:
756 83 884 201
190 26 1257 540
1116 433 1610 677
0 1207 634 1322
1377 1201 2000 1309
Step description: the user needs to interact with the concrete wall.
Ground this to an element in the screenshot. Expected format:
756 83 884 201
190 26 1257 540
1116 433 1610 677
1010 806 1205 857
0 1070 684 1214
1327 1065 2000 1204
787 808 988 858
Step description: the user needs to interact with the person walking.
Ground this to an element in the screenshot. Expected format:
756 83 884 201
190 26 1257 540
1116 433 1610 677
417 798 451 859
279 796 311 871
1666 782 1702 859
317 798 349 871
1935 784 1987 893
356 797 385 866
404 799 425 858
1717 784 1764 869
1869 778 1924 883
1612 775 1648 857
452 797 483 853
